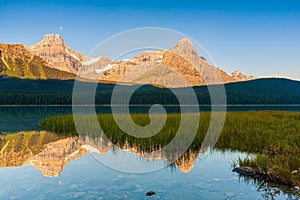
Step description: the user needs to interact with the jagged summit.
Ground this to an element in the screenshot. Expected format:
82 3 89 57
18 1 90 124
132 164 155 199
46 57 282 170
44 33 62 38
42 33 64 40
170 37 207 67
170 37 199 59
30 33 88 73
175 37 195 49
35 33 66 47
231 70 255 81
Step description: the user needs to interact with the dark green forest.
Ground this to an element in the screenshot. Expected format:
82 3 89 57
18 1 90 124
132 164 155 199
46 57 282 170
0 77 300 105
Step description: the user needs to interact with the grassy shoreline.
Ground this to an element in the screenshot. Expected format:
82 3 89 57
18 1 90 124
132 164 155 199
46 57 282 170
40 111 300 189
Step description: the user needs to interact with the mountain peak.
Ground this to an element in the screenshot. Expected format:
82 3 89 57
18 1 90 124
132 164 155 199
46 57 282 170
231 70 256 81
177 37 194 48
171 37 196 53
38 33 66 47
30 33 88 73
170 37 198 58
44 33 62 38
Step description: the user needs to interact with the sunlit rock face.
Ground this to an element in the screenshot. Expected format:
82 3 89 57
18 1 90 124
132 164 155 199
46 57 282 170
24 137 89 177
94 40 207 87
0 44 75 79
170 38 254 84
231 71 255 82
80 56 111 80
92 37 254 87
30 34 88 73
1 34 254 86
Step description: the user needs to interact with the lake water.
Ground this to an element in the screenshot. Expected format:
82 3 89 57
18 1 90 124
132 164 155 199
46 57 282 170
0 106 299 200
2 105 300 133
0 150 283 200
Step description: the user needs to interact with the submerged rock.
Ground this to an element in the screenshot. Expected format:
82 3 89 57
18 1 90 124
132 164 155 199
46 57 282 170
232 166 256 176
146 191 156 196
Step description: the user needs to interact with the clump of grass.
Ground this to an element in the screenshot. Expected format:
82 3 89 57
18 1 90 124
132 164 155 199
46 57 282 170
240 147 300 187
40 115 77 136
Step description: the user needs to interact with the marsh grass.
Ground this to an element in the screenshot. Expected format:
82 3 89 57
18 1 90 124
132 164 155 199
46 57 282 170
41 111 300 187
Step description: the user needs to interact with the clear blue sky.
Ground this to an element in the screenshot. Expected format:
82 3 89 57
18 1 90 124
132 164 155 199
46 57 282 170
1 0 300 78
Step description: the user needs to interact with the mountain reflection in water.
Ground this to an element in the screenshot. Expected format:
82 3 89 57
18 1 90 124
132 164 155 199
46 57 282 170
1 131 298 199
0 131 204 176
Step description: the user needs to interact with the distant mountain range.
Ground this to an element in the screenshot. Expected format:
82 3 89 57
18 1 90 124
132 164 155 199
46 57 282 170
0 34 255 87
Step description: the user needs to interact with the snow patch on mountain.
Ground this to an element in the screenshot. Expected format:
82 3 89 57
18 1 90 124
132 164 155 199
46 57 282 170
82 57 100 65
66 49 80 61
95 64 116 74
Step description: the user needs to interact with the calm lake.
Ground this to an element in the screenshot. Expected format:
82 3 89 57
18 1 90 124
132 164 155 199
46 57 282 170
0 106 299 199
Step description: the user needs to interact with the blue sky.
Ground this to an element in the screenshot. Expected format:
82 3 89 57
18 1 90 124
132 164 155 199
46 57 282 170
1 0 300 78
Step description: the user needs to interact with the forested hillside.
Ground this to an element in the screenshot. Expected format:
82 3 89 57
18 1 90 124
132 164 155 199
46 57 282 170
0 77 299 105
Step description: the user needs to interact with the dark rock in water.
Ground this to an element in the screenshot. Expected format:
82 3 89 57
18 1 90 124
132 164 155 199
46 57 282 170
146 191 156 196
232 166 256 176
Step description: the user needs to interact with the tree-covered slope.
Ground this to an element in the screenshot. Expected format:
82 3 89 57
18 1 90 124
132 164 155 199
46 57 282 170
0 77 300 105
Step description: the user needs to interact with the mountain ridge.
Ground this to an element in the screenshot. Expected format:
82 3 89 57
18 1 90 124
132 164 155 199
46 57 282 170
92 37 255 86
0 44 75 80
0 34 255 87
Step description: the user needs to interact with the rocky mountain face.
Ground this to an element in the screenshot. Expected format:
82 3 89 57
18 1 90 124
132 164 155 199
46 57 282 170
96 50 205 87
88 37 254 87
30 34 89 73
169 38 254 83
170 38 231 84
231 71 255 81
0 44 75 79
79 56 111 80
